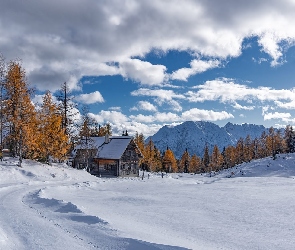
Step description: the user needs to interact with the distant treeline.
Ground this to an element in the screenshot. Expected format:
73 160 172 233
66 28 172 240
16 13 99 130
134 126 295 173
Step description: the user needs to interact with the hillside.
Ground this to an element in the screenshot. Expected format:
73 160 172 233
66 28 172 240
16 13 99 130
147 121 268 158
1 155 295 249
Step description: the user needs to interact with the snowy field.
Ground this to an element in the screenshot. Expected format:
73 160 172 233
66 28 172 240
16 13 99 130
1 154 295 249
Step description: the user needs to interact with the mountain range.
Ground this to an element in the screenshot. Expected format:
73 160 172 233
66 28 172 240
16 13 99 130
147 121 268 159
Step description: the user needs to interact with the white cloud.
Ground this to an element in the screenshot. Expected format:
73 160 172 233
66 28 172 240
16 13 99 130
119 122 163 138
232 102 255 110
181 108 234 121
168 100 182 112
130 101 157 112
131 88 185 101
171 59 221 81
131 88 185 112
109 106 121 111
129 114 155 123
119 59 167 86
187 78 295 105
75 91 104 104
263 112 291 121
89 111 128 124
275 100 295 109
155 112 181 123
130 108 233 124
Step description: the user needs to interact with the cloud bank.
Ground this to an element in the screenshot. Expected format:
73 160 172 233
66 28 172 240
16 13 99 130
1 0 295 89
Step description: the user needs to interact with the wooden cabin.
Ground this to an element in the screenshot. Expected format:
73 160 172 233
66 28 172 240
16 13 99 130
72 135 143 177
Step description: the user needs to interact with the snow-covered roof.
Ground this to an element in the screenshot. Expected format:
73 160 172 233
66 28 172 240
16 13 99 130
72 136 135 160
96 136 133 159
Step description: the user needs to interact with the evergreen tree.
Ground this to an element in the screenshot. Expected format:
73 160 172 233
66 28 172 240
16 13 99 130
56 82 77 136
284 125 295 153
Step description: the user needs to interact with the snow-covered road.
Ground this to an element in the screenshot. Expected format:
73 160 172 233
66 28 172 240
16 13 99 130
0 159 187 250
0 181 85 249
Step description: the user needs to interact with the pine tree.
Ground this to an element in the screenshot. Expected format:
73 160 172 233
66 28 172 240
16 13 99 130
56 82 77 137
162 148 177 173
284 125 295 153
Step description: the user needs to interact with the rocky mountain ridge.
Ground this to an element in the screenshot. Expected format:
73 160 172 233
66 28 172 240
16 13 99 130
147 121 268 159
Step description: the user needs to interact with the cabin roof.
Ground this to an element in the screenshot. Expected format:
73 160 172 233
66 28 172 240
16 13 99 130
73 135 139 160
96 136 133 159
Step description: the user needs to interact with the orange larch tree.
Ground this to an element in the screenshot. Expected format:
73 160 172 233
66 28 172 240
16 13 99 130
179 149 190 173
5 61 37 165
162 148 177 173
188 154 203 173
37 91 70 163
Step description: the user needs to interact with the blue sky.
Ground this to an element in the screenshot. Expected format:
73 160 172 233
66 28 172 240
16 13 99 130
1 0 295 136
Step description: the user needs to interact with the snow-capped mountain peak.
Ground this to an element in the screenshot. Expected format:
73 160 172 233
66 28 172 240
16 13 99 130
148 121 267 158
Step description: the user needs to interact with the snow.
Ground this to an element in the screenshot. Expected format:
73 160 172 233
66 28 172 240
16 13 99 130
1 154 295 249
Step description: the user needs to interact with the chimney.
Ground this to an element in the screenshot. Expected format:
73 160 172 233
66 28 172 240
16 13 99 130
105 133 110 143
